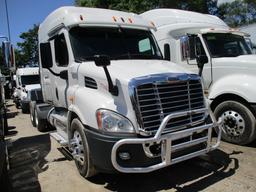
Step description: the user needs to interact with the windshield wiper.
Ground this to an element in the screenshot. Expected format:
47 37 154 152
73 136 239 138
112 53 162 60
75 56 96 63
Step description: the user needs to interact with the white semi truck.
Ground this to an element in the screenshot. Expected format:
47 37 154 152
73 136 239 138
141 9 256 145
13 67 40 113
35 7 221 177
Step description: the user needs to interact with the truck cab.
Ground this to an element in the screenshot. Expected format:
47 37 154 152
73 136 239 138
13 67 40 113
37 6 221 177
141 9 256 145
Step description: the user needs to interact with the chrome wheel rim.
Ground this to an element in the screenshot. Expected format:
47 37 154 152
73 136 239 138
35 110 38 127
221 110 245 137
30 107 34 122
72 131 85 165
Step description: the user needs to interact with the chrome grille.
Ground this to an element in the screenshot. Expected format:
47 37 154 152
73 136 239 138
130 74 206 134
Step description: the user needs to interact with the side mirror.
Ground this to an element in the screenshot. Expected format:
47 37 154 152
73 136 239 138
164 44 170 61
60 70 68 80
196 55 208 76
94 55 110 67
1 41 15 69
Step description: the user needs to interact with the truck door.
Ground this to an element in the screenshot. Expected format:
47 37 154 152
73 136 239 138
40 41 54 103
180 35 212 90
52 33 69 108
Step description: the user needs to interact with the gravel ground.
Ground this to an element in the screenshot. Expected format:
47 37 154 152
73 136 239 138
5 100 256 192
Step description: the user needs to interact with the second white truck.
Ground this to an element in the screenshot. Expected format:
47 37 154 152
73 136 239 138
142 9 256 145
13 67 40 113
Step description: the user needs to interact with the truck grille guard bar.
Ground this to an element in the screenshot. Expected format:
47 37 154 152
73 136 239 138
111 108 222 173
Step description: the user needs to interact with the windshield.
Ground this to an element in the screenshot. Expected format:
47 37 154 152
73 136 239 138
69 27 163 61
203 33 252 57
21 75 40 85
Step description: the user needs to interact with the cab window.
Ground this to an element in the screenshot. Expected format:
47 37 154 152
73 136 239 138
181 35 206 61
54 34 69 66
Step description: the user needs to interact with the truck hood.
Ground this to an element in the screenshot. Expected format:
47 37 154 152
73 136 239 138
25 84 41 91
79 59 194 85
213 55 256 69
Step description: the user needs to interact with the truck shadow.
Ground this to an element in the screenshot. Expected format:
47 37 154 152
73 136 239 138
247 140 256 147
8 134 51 192
90 149 239 192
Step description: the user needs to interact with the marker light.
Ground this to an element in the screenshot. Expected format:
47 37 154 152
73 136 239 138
112 16 117 22
150 21 155 27
80 15 84 21
128 18 133 23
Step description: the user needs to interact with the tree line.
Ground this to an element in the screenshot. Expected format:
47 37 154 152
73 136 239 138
11 0 256 68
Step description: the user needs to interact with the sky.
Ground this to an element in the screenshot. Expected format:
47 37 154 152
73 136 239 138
0 0 73 47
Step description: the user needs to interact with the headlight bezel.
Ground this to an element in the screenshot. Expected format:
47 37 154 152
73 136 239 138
96 109 135 134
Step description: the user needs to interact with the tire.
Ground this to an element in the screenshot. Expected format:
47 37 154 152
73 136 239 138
70 118 97 178
30 104 36 127
15 100 20 109
34 108 47 132
21 105 27 114
214 100 256 145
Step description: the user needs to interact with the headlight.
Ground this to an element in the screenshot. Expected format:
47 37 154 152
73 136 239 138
96 109 135 133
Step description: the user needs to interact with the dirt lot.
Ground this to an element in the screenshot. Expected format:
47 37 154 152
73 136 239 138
5 100 256 192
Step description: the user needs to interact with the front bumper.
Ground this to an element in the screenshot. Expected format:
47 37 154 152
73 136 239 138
111 108 222 173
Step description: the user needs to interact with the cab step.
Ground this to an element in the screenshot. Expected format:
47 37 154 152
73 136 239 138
50 132 68 146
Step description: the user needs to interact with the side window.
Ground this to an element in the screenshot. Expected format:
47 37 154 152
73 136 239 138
40 42 53 68
181 35 206 61
138 38 153 54
195 37 206 56
54 34 69 66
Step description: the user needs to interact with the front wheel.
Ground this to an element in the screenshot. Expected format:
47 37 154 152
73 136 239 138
30 103 36 127
214 100 256 145
70 118 97 178
34 108 47 132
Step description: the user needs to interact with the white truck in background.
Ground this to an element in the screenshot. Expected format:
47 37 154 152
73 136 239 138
240 24 256 53
34 7 221 178
141 9 256 145
13 67 40 113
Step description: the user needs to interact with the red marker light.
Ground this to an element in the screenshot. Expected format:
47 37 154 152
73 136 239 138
128 18 133 23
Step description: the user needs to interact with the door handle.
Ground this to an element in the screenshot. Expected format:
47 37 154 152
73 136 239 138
44 75 49 79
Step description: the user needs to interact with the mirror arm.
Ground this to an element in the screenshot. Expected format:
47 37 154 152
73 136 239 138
198 68 203 77
103 66 118 96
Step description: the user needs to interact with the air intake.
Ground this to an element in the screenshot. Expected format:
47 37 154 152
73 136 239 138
84 76 97 89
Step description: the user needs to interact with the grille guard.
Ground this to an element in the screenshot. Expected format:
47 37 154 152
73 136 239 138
111 108 222 173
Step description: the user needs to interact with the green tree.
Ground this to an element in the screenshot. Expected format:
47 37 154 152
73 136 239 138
16 24 39 66
219 0 256 27
75 0 217 14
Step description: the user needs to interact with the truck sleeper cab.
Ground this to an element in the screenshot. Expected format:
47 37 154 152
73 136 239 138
13 67 40 113
37 6 221 177
141 9 256 145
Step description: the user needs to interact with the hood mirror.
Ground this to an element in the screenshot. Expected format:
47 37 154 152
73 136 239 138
94 55 110 67
94 55 118 96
